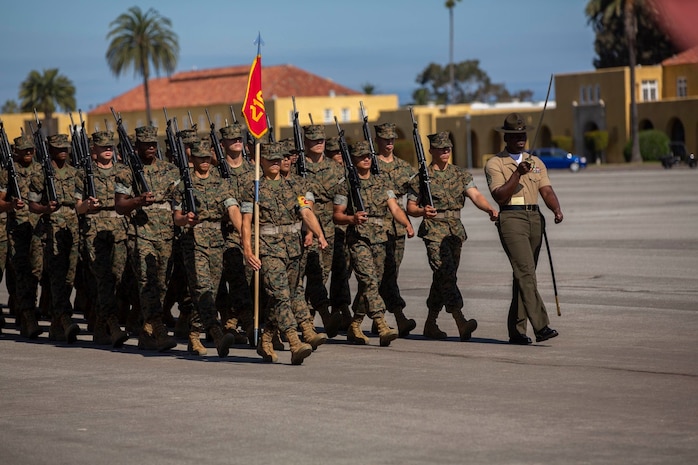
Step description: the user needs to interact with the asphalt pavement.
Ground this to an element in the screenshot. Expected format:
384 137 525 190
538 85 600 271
1 165 697 465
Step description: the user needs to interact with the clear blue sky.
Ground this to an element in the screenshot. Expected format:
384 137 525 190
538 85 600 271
0 0 597 111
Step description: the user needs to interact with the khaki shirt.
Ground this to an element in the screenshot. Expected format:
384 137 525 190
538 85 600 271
485 151 551 206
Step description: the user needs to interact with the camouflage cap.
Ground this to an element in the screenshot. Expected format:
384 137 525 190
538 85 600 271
220 123 244 140
278 138 296 156
325 136 340 152
303 125 326 141
497 112 533 134
91 130 115 147
374 122 397 139
13 134 34 151
177 127 198 144
350 140 372 158
190 139 212 158
260 142 284 161
135 126 158 143
47 134 71 149
427 131 453 149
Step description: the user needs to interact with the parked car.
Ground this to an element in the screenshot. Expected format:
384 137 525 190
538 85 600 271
530 147 587 172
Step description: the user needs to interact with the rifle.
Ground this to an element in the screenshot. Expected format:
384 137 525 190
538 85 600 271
266 114 275 142
359 101 380 176
409 107 433 208
335 117 365 213
0 119 22 201
229 106 250 162
205 108 230 179
291 97 307 177
70 111 97 199
171 116 197 215
30 110 57 203
110 107 150 195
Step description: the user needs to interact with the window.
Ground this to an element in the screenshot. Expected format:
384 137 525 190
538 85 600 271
595 84 602 102
215 113 222 128
198 115 205 130
587 85 594 102
323 108 333 124
580 86 587 103
677 77 687 97
151 118 158 128
641 80 658 101
341 107 350 122
289 110 295 126
135 119 143 128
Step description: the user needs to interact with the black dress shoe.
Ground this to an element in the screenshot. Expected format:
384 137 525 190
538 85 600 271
535 326 559 342
509 333 532 345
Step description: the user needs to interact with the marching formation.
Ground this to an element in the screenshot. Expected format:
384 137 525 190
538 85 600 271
0 109 564 364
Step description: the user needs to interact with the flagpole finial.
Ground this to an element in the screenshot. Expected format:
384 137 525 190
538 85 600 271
254 32 264 53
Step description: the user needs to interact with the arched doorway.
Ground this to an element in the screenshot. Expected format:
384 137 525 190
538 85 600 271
582 121 600 163
640 119 654 130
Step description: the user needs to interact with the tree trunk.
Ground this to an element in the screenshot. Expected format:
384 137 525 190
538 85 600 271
626 1 642 163
449 7 455 105
143 76 152 126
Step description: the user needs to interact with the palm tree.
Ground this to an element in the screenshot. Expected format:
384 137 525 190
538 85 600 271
19 68 76 126
106 6 179 124
586 0 641 162
1 99 20 114
445 0 462 105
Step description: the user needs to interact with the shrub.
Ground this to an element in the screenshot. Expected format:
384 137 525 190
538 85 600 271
552 135 573 153
623 130 669 162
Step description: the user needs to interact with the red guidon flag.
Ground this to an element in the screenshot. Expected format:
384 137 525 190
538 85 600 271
242 50 268 140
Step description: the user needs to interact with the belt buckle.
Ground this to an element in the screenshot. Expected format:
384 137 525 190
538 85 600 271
524 205 535 211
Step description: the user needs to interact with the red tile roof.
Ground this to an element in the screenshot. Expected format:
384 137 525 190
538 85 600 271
90 64 360 114
662 45 698 65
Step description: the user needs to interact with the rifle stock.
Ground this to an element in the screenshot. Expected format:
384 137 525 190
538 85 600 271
409 107 433 208
205 108 230 179
291 97 307 177
335 117 365 213
0 120 22 202
110 107 150 194
31 110 58 203
359 101 380 175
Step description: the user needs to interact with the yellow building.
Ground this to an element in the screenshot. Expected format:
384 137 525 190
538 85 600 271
3 50 697 168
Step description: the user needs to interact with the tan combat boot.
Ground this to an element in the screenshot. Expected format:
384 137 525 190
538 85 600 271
92 317 111 345
106 314 129 348
150 317 177 352
187 331 207 356
393 309 417 338
373 315 399 347
256 326 279 363
138 321 158 350
224 317 248 345
285 328 312 365
209 324 235 358
271 330 285 351
451 309 478 342
22 309 43 339
346 315 370 345
60 313 80 344
423 309 447 340
299 320 328 350
317 304 341 338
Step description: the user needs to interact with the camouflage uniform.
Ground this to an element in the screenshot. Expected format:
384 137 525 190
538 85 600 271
0 135 43 336
174 150 238 334
301 125 345 327
239 149 311 335
77 131 129 345
375 123 416 321
216 123 254 337
114 127 180 323
326 136 352 321
334 153 395 320
407 132 475 320
28 135 83 321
